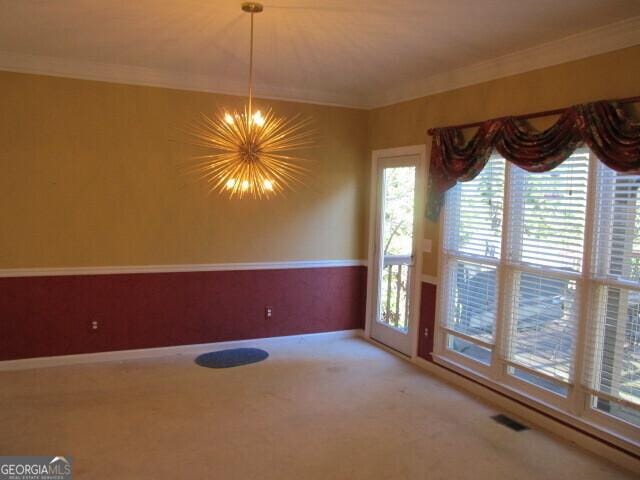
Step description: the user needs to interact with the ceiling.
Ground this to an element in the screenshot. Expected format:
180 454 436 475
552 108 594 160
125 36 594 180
1 1 639 108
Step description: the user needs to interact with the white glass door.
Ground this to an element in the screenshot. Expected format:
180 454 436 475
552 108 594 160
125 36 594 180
368 152 419 355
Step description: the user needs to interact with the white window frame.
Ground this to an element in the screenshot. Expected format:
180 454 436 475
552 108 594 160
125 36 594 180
580 160 640 441
434 150 640 451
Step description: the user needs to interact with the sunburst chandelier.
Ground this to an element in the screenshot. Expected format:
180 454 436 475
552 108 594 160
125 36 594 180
189 2 314 199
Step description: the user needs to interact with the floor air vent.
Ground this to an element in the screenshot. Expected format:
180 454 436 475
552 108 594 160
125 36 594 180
491 414 529 431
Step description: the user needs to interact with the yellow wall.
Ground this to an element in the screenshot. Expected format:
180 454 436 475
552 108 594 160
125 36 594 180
2 46 639 271
368 45 640 277
0 72 369 268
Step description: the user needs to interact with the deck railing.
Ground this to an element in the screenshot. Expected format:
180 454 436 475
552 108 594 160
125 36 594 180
380 254 412 331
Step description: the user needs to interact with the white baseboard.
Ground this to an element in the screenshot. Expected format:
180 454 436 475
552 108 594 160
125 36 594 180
0 329 363 372
412 357 640 474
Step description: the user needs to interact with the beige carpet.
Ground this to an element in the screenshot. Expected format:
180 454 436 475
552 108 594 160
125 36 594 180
0 334 635 479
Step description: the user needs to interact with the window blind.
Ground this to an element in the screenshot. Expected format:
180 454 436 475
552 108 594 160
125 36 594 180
445 259 497 341
444 157 505 261
442 157 504 365
438 147 640 438
508 152 590 273
585 164 640 426
592 167 640 284
503 152 590 389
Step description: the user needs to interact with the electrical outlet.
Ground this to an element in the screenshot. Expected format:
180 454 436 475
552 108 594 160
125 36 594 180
265 307 273 319
424 328 429 337
91 320 99 332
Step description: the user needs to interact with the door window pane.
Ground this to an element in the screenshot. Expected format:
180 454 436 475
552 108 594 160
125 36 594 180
382 167 415 255
378 166 415 331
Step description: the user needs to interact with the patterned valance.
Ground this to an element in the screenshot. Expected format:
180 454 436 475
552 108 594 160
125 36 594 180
427 100 640 220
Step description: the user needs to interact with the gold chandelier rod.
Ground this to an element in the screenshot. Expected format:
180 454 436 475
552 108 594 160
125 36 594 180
242 2 263 116
248 8 254 116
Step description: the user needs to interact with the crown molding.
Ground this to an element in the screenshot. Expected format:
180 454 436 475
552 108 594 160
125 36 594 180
0 50 367 109
371 16 640 108
0 259 368 278
0 17 638 110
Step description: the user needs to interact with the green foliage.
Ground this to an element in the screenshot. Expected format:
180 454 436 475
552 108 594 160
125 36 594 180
379 166 415 329
382 167 415 256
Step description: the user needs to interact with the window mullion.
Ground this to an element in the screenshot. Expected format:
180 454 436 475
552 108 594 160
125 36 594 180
570 152 600 417
490 160 515 382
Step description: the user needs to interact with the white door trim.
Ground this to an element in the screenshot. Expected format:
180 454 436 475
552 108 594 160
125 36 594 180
365 145 427 358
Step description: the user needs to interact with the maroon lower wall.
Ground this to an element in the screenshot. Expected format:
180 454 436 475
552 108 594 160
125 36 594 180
0 266 367 361
418 282 437 361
